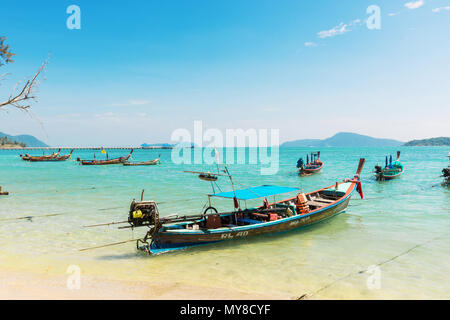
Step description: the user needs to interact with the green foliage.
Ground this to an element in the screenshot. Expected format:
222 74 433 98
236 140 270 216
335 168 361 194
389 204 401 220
0 136 26 147
0 36 15 66
404 137 450 146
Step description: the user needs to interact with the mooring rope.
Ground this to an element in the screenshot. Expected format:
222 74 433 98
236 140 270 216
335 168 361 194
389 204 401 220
298 231 449 300
0 213 65 222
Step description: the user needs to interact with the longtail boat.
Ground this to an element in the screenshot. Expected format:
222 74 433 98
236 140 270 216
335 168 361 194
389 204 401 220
28 150 74 162
20 149 62 161
123 154 161 166
374 151 404 181
77 149 133 165
117 158 365 255
297 151 324 176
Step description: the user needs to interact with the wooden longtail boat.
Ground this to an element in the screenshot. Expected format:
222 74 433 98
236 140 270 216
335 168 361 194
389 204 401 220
123 154 160 166
20 149 62 161
297 151 324 176
374 151 404 181
77 149 133 165
28 150 74 162
123 158 365 255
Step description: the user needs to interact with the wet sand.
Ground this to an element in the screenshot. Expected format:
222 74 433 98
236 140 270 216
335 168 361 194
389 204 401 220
0 267 285 300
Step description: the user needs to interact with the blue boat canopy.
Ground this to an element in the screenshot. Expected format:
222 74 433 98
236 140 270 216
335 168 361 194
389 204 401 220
209 185 299 201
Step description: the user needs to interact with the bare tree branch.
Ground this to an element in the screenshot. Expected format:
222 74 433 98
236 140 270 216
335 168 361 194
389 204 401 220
0 60 47 110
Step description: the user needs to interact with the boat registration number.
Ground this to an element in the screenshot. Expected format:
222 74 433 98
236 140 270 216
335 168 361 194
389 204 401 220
221 231 249 239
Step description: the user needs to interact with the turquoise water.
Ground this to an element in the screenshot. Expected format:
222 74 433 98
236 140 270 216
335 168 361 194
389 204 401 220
0 147 449 299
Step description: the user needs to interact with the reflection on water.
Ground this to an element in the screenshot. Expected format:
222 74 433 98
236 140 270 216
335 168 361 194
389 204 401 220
0 147 449 298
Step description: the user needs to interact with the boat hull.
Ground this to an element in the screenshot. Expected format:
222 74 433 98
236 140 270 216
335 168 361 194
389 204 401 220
375 168 404 181
149 189 353 254
80 159 125 165
299 163 324 175
28 155 71 162
123 159 159 166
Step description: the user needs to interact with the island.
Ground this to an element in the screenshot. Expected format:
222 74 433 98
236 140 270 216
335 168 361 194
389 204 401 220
403 137 450 146
281 132 403 147
0 136 26 148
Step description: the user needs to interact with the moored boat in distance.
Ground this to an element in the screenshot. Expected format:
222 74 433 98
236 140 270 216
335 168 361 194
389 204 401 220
20 149 67 161
123 154 161 166
28 149 74 162
297 151 324 176
374 151 404 181
119 158 365 255
77 149 133 165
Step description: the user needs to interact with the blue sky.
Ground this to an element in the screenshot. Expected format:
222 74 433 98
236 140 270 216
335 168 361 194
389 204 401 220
0 0 449 146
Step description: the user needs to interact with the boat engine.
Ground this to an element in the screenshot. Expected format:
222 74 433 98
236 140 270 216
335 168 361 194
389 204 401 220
443 167 450 178
374 165 382 174
128 200 159 227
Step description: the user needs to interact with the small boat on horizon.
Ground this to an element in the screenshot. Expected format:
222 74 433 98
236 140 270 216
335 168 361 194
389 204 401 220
77 149 133 165
374 151 404 181
297 151 324 176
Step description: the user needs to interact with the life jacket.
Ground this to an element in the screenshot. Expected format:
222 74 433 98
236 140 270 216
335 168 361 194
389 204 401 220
296 193 310 214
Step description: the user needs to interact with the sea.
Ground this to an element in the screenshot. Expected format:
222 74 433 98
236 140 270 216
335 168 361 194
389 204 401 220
0 147 449 299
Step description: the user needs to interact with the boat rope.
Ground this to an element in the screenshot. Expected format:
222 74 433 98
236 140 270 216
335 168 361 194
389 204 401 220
98 206 123 211
298 231 450 300
0 213 65 222
78 238 141 252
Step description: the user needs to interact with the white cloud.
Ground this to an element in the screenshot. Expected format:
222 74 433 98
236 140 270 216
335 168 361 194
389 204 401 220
405 0 425 10
317 22 350 38
388 12 400 16
432 6 450 13
304 42 317 47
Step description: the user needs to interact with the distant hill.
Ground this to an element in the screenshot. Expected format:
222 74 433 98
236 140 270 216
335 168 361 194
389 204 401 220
403 137 450 146
281 132 403 147
0 132 48 147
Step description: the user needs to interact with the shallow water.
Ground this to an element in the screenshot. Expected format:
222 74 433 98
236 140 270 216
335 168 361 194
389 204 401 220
0 147 449 299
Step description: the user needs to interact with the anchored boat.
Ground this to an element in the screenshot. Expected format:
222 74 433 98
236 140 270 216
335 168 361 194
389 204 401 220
297 151 324 176
77 149 133 165
28 149 74 162
123 154 161 166
374 151 404 181
20 149 74 162
119 158 365 255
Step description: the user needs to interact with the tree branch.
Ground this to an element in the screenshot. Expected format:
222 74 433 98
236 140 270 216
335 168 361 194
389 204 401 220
0 60 47 110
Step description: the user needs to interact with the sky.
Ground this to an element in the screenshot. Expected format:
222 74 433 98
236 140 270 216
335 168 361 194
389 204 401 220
0 0 449 146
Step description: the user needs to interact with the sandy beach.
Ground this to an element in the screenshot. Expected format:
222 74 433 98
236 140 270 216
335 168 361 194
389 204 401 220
0 266 285 300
